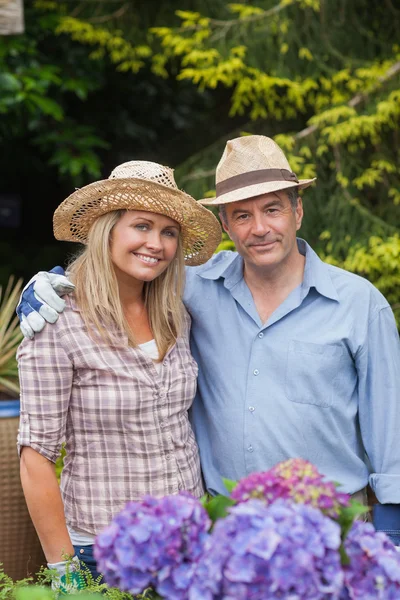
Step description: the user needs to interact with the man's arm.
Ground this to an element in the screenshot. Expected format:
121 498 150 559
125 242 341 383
17 266 75 338
357 305 400 545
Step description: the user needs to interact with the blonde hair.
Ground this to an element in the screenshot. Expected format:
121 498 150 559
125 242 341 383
67 210 185 359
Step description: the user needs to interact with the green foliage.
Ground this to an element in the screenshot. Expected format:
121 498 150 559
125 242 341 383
323 235 400 324
55 17 152 74
0 277 23 397
0 563 153 600
216 232 235 253
202 494 235 522
165 1 399 316
0 2 109 183
337 501 370 565
55 444 66 481
0 0 399 312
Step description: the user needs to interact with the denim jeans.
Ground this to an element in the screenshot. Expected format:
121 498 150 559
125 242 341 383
73 545 103 582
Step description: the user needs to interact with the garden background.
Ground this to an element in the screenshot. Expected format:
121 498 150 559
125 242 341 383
0 0 399 327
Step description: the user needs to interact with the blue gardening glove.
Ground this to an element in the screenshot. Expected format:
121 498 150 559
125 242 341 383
17 266 75 339
48 555 86 594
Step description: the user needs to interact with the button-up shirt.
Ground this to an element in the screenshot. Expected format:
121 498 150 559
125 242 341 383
17 296 203 535
184 239 400 503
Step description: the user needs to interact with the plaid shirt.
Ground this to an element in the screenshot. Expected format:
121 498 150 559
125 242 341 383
17 295 204 534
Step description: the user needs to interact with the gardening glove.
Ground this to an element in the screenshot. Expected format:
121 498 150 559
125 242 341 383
48 555 86 594
16 266 75 339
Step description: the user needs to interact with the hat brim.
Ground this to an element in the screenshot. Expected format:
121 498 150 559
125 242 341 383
53 177 221 266
199 178 316 206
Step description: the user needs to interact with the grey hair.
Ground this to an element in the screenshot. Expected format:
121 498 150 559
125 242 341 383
287 187 299 211
219 187 299 224
219 204 227 225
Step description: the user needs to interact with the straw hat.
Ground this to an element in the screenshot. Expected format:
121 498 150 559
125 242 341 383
53 161 221 266
199 135 316 206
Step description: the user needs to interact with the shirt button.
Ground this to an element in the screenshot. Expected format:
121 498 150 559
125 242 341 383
160 422 166 428
253 369 259 376
247 445 254 453
249 406 255 412
159 391 166 398
166 454 171 460
258 332 264 338
163 361 168 367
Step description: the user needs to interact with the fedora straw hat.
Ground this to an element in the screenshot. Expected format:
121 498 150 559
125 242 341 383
199 135 316 206
53 161 221 266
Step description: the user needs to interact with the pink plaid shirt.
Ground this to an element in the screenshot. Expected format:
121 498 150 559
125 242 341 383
17 295 204 534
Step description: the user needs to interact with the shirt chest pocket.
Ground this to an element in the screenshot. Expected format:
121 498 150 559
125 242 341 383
285 340 346 408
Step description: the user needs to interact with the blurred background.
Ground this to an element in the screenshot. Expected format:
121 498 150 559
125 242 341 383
0 0 399 323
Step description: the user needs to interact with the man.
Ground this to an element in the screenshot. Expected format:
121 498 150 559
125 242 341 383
17 135 400 544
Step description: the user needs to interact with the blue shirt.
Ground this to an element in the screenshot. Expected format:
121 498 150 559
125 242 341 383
184 239 400 503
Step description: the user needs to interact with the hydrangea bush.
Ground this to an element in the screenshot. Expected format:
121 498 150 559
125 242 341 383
190 499 344 600
94 493 210 599
93 459 400 600
340 521 400 599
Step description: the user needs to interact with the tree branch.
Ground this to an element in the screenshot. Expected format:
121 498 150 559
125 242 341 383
87 3 129 23
295 60 400 141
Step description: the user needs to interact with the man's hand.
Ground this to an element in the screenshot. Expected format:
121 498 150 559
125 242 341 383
17 266 75 339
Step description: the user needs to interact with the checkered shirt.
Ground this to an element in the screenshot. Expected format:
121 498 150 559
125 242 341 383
17 295 204 534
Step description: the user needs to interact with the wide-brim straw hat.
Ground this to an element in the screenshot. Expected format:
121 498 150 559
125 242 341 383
199 135 316 206
53 161 221 266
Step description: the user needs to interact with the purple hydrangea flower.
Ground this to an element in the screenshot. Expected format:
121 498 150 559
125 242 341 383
341 520 400 599
94 492 211 599
189 499 343 600
231 458 349 518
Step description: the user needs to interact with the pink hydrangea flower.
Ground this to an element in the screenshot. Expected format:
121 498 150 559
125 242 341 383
231 458 350 518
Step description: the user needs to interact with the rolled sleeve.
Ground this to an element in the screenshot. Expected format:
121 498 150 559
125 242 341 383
357 306 400 503
17 323 73 462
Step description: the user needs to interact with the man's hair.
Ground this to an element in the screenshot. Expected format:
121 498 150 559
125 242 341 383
287 187 299 211
67 210 185 359
219 204 227 225
219 187 299 223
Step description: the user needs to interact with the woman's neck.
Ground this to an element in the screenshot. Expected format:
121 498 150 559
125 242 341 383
114 268 145 308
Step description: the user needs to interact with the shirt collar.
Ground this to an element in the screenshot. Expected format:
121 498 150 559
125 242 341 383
67 294 81 312
299 239 339 301
198 239 339 301
197 252 244 289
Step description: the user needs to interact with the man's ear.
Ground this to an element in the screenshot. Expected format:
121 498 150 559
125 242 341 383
295 197 304 231
220 212 230 235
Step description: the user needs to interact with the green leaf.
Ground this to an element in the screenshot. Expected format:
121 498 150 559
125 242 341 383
222 477 238 493
15 587 53 600
203 494 235 522
339 543 350 566
338 500 369 539
28 94 64 120
0 73 22 92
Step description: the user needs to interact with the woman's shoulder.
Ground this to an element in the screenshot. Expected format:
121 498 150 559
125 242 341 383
34 293 82 337
17 293 84 359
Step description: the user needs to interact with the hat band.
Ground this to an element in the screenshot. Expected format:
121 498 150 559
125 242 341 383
216 168 299 197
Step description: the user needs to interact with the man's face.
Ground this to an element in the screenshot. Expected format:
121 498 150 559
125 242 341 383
221 191 303 273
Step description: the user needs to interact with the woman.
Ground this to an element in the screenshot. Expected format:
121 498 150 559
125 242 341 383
17 161 221 586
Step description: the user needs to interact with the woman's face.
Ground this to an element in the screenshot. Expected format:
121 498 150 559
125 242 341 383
110 210 180 285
